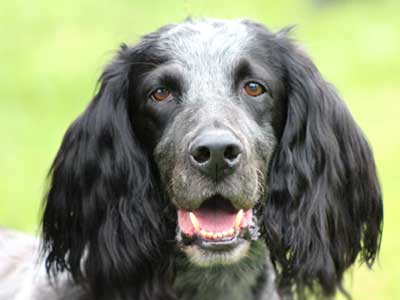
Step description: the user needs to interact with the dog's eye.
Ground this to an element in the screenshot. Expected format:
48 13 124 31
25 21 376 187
244 82 266 97
151 87 172 102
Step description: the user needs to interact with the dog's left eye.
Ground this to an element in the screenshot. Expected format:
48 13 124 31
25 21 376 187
151 87 172 102
244 82 266 97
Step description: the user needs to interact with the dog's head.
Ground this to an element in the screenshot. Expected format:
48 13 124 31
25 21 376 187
41 19 382 299
145 20 285 267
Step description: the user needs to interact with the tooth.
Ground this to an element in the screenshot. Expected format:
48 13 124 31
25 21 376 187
227 228 235 236
205 231 213 239
213 233 219 240
200 230 207 238
217 233 223 239
189 212 200 232
234 209 244 230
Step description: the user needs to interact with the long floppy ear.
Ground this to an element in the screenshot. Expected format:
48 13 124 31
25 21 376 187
264 35 383 298
41 46 175 300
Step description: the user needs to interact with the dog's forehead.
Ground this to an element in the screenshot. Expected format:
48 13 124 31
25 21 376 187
149 19 258 101
158 19 253 61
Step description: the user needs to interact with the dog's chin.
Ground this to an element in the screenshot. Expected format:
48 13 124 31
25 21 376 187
181 239 251 267
175 195 260 266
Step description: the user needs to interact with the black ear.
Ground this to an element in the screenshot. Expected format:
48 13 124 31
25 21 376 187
41 47 175 300
264 36 383 298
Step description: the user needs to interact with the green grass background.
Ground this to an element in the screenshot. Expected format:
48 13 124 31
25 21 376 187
0 0 399 298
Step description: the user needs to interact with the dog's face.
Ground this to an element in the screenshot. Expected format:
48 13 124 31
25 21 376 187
42 18 382 299
131 20 285 265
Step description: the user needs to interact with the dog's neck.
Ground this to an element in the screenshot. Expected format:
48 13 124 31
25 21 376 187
174 240 279 300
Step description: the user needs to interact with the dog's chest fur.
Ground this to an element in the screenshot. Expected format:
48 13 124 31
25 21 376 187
173 240 279 300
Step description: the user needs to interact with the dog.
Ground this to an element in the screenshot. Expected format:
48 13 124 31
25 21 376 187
0 19 383 300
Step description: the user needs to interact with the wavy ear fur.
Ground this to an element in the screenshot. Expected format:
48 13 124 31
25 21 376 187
41 47 175 300
264 34 383 298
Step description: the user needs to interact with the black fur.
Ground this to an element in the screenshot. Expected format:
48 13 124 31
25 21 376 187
264 34 383 297
42 47 176 300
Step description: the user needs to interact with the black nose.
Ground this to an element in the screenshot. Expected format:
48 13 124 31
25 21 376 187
189 130 243 181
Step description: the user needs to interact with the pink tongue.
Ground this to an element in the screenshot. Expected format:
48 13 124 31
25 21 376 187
177 199 239 235
194 205 237 232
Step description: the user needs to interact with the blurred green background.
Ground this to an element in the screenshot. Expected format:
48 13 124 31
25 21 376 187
0 0 398 299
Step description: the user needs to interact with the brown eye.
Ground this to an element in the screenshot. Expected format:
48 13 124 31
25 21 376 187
244 82 266 97
151 87 172 102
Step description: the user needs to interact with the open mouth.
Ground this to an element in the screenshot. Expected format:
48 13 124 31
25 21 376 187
177 195 254 246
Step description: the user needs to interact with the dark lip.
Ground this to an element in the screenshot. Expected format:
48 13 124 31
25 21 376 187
195 194 238 212
196 236 244 251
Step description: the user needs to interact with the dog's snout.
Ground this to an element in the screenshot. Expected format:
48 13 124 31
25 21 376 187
189 130 242 181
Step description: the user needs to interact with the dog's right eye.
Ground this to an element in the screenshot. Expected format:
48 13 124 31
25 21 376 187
244 82 266 97
151 87 172 102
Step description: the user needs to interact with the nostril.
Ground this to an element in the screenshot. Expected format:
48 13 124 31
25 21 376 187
224 144 242 162
191 146 211 164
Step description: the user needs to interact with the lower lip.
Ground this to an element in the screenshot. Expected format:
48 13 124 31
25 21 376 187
195 236 243 251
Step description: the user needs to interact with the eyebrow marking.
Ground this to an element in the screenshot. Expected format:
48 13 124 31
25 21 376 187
143 64 184 95
158 72 183 93
233 59 255 90
235 59 252 82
